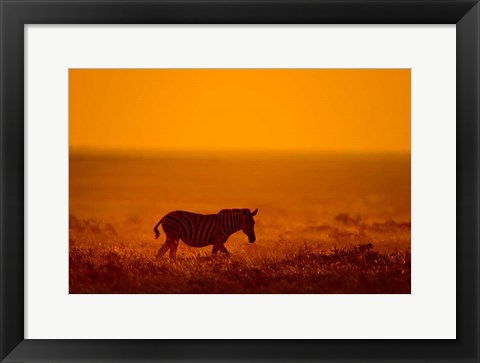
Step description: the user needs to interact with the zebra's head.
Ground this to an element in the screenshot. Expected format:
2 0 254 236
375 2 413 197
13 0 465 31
241 208 258 243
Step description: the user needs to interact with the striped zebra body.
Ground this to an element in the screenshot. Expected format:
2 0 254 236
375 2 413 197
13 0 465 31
154 208 258 259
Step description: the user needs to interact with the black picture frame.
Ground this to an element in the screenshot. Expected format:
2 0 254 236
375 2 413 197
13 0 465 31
1 0 479 362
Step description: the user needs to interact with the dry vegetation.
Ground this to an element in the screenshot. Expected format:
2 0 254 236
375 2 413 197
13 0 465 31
69 213 410 294
69 153 411 294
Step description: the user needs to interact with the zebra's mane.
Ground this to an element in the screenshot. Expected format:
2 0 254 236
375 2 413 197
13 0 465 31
218 208 248 215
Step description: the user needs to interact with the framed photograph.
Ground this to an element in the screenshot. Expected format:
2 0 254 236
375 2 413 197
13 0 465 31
1 0 478 362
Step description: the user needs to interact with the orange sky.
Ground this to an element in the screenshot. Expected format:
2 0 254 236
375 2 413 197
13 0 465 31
69 69 410 154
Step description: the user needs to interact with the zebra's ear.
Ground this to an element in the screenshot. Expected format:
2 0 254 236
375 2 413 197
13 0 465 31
251 208 258 216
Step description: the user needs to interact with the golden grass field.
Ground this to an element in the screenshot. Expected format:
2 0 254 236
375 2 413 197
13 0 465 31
69 152 411 294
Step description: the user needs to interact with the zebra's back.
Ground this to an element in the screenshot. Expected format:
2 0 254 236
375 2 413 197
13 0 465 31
161 210 218 247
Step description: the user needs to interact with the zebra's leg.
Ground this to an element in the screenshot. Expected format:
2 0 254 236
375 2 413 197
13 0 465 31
218 244 230 255
157 236 177 260
156 243 169 260
168 239 179 260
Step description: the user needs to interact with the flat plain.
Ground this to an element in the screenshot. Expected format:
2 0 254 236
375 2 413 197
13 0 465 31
69 152 411 293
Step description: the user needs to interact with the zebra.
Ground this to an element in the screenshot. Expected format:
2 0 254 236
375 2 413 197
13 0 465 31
153 208 258 259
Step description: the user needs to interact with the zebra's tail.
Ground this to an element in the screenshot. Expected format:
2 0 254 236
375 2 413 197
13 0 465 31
154 217 164 239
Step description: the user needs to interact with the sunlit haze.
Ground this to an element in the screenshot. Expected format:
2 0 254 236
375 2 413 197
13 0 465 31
69 69 410 154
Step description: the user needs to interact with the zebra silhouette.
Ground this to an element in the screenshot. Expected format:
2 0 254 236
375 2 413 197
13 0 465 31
153 208 258 259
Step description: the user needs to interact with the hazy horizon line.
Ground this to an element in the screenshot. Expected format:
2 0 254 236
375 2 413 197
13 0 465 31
70 147 410 158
